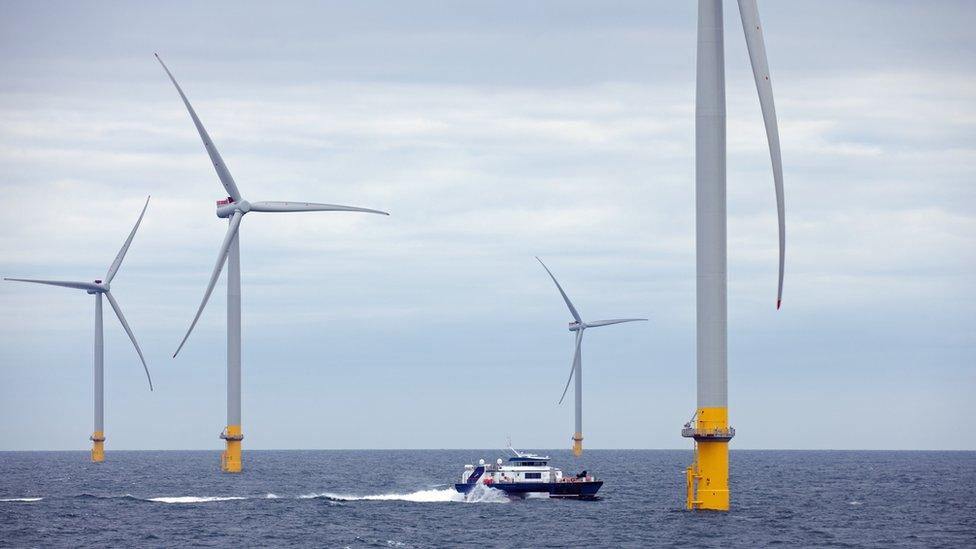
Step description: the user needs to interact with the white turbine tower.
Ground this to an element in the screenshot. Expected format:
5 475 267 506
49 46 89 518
682 0 786 512
536 257 646 457
156 54 389 473
5 196 153 463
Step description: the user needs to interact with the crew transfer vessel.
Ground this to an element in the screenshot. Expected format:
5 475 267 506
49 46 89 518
454 448 602 499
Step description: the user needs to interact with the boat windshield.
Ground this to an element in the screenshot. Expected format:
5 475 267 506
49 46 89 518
508 458 548 466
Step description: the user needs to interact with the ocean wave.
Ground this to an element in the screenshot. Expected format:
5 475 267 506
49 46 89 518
73 493 280 504
148 496 248 504
75 493 141 502
0 497 43 502
299 484 508 504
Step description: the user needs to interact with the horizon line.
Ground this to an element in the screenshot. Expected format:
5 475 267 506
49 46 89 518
1 448 973 453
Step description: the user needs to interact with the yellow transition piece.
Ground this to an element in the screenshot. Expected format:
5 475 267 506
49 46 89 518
222 424 242 473
572 432 583 457
687 407 729 511
90 431 105 463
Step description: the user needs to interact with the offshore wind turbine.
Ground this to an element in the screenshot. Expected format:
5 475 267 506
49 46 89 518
681 0 786 511
4 196 153 462
156 54 389 473
536 257 646 457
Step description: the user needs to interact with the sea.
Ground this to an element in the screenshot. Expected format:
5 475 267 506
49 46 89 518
1 450 974 547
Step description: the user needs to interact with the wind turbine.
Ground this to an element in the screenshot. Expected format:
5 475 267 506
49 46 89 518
681 0 786 511
4 196 153 463
155 54 389 473
536 257 646 457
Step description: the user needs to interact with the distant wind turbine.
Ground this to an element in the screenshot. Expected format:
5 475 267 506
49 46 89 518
156 54 389 473
536 257 646 457
4 196 153 463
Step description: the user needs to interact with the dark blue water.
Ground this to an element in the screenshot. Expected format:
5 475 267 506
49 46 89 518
1 450 974 547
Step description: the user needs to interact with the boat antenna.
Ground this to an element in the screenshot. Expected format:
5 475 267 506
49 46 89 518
506 437 525 458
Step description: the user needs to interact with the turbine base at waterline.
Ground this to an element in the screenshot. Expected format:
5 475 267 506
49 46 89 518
220 425 243 473
682 407 734 510
90 431 106 463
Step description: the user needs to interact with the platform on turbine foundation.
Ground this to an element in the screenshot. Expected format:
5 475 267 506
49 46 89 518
681 425 735 442
219 430 244 441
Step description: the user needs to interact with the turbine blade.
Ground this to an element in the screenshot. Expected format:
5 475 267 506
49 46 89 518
737 0 786 309
173 211 243 357
249 201 389 216
535 257 582 324
585 318 648 328
3 278 99 292
154 54 243 202
105 291 153 391
105 195 150 283
559 332 583 405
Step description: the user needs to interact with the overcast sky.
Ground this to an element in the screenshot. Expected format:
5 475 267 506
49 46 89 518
1 1 973 451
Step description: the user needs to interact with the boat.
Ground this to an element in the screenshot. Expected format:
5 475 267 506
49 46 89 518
454 448 602 499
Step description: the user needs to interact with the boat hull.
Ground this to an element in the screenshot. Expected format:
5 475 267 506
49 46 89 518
454 481 602 499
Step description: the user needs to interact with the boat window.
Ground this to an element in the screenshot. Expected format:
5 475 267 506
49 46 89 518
524 472 542 479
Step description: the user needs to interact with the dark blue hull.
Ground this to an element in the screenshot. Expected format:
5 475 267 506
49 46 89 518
454 481 602 499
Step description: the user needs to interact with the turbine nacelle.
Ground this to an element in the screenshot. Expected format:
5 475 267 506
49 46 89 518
569 321 583 332
86 280 109 295
216 198 250 218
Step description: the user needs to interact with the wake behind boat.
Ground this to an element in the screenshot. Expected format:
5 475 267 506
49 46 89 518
454 448 602 499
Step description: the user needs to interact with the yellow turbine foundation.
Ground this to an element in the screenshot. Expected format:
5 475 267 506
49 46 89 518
221 425 242 473
90 432 105 463
572 433 583 457
686 407 730 511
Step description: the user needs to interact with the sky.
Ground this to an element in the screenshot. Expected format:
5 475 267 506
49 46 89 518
0 0 973 451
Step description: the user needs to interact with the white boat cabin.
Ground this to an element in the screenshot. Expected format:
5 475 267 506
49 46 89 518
460 450 566 485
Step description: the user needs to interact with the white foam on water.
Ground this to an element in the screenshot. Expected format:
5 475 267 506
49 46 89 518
148 496 248 504
0 497 42 502
300 488 461 502
462 484 510 503
264 493 281 499
300 484 508 504
848 500 863 506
